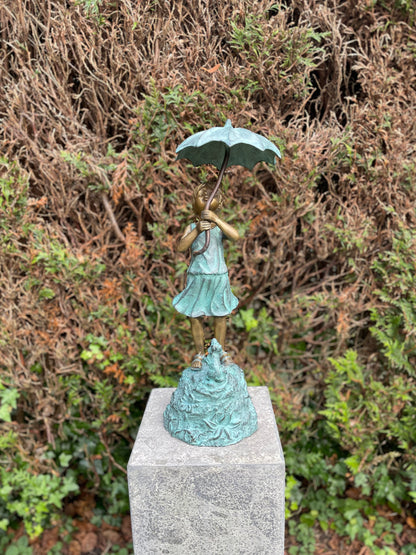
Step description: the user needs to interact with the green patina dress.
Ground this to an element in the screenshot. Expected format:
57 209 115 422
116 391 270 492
173 223 238 318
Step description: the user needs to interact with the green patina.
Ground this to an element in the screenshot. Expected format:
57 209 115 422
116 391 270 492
164 339 257 447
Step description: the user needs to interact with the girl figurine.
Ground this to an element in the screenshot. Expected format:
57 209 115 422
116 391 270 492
173 183 240 369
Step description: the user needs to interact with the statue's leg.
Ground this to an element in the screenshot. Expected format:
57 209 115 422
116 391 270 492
190 317 205 367
214 316 233 365
214 316 227 350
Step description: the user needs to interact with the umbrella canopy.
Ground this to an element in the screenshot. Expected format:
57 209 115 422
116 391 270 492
176 119 281 171
176 119 281 255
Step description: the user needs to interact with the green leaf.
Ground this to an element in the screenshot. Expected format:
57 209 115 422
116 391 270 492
59 453 72 468
240 308 259 332
345 455 360 475
38 288 55 300
0 386 19 422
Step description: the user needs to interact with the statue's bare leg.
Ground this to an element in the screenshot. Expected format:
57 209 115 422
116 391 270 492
190 317 204 368
214 316 227 349
214 316 233 365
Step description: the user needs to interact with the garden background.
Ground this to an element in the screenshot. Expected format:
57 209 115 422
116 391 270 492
1 0 416 553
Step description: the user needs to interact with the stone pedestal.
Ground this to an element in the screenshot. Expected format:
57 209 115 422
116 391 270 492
127 387 285 554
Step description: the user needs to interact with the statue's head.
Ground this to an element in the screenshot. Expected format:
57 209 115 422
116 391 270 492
192 183 223 216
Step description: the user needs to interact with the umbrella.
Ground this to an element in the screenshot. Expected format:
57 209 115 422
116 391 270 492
176 119 281 254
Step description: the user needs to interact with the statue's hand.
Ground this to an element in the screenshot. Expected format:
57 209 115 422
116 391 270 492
197 220 211 233
201 210 218 223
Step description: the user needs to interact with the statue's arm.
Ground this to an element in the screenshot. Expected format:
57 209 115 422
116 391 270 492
177 224 198 252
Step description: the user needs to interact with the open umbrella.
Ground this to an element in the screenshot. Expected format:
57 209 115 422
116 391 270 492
176 119 281 254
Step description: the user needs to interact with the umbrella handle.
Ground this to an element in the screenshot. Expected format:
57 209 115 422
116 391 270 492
193 149 230 256
194 227 211 257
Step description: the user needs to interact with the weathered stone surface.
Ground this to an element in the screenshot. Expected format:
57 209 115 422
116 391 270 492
128 387 285 555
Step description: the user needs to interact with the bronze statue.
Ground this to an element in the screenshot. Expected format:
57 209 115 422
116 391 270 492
164 119 280 446
173 183 239 368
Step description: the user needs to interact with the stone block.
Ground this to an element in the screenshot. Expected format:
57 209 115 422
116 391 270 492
127 386 285 554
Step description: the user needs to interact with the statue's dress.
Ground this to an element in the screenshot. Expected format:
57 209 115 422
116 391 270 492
173 223 238 318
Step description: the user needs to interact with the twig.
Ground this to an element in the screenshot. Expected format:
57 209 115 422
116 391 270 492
101 193 126 243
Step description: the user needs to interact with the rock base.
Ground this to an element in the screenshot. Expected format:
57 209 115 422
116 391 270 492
163 339 257 446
